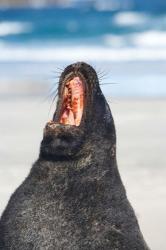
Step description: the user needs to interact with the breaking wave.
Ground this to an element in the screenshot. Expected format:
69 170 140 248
0 21 32 36
0 44 166 62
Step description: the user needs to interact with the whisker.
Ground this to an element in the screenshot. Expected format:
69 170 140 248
98 76 108 81
46 88 59 118
41 67 62 119
51 66 64 76
41 91 55 104
56 67 64 71
98 72 108 77
50 72 61 80
98 73 108 80
96 67 110 79
52 67 64 75
96 66 108 74
100 82 119 86
41 82 58 103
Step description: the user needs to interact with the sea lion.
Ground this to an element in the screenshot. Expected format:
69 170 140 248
0 62 149 250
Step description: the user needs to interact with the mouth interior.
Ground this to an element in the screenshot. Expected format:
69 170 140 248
59 76 84 126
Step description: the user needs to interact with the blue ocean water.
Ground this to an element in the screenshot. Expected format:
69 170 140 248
0 7 166 97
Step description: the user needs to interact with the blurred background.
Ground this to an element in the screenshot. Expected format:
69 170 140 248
0 1 166 249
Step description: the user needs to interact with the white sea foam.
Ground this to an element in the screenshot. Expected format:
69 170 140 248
0 22 32 36
0 45 166 62
132 31 166 48
113 11 147 26
104 30 166 49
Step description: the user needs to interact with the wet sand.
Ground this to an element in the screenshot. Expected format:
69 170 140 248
0 97 166 250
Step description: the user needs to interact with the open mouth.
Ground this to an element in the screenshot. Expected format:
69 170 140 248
59 76 85 127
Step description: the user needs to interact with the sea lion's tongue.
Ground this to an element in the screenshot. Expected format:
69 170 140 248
60 76 84 126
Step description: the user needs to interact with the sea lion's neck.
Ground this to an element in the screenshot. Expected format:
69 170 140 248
34 136 119 187
31 146 124 211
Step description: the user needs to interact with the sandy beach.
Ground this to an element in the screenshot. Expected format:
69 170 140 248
0 97 166 250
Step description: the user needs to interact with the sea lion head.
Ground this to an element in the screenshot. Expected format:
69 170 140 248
40 62 116 160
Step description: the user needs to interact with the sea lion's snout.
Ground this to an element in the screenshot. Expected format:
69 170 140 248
53 61 99 128
40 62 106 160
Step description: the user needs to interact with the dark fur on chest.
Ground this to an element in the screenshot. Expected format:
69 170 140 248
0 159 148 250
